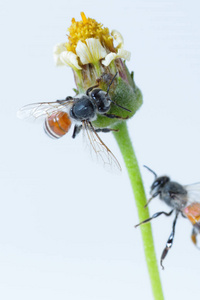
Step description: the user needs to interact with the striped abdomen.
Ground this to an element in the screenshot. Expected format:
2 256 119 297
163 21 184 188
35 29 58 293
44 112 71 139
183 203 200 225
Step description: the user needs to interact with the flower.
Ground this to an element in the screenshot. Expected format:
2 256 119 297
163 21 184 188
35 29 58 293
54 13 130 71
54 12 143 127
75 38 107 65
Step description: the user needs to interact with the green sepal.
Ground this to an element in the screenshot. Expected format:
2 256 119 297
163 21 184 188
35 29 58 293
92 76 143 128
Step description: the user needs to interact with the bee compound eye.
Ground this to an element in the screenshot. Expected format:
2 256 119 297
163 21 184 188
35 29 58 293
152 180 159 188
91 89 102 99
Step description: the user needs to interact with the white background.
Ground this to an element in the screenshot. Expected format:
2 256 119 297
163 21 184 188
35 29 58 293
1 0 200 299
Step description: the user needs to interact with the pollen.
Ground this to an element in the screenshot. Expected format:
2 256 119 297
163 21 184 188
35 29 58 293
66 12 115 54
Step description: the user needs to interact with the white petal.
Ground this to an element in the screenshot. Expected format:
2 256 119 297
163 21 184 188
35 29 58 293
85 38 107 62
102 49 131 66
76 38 107 65
102 52 117 66
111 30 124 49
76 41 92 65
53 43 67 66
60 51 82 70
117 49 131 61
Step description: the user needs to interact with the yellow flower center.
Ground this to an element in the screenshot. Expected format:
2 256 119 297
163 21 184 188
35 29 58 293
66 12 115 54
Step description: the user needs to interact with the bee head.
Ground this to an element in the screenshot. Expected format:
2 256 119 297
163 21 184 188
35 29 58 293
143 165 170 198
150 176 170 197
91 89 111 114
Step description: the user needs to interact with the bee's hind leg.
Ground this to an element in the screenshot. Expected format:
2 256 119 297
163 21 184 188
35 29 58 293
104 113 130 120
191 225 200 249
160 212 179 270
95 128 119 133
72 125 82 139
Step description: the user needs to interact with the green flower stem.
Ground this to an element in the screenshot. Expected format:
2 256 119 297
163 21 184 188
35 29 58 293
112 121 164 300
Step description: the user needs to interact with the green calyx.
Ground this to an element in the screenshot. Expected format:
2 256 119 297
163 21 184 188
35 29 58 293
92 75 143 128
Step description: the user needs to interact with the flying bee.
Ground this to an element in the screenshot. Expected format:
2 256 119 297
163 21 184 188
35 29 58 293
17 73 131 171
135 165 200 269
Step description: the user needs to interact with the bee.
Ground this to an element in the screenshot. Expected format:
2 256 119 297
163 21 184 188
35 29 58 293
135 165 200 269
17 73 131 171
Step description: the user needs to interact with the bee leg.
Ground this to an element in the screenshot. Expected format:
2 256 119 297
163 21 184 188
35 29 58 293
95 128 119 133
104 113 129 120
86 71 113 95
144 196 154 208
191 226 200 249
181 212 187 218
135 209 174 228
160 212 179 270
72 125 82 139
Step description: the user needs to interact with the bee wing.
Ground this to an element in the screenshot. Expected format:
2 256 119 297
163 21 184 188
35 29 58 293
184 182 200 203
82 121 122 172
17 100 73 123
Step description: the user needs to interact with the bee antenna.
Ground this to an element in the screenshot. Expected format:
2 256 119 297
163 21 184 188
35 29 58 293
106 72 118 95
110 100 132 112
143 165 157 179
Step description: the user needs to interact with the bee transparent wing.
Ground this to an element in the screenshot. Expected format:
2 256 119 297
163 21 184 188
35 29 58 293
184 182 200 203
82 121 122 172
168 192 188 205
17 100 73 123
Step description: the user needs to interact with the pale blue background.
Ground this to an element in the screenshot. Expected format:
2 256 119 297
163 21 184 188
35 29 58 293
1 0 200 299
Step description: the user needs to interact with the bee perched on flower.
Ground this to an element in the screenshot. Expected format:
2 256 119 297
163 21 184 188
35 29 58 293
18 12 142 171
54 12 142 128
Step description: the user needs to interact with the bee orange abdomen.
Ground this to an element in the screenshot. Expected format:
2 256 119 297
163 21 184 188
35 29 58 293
44 112 71 139
183 203 200 225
